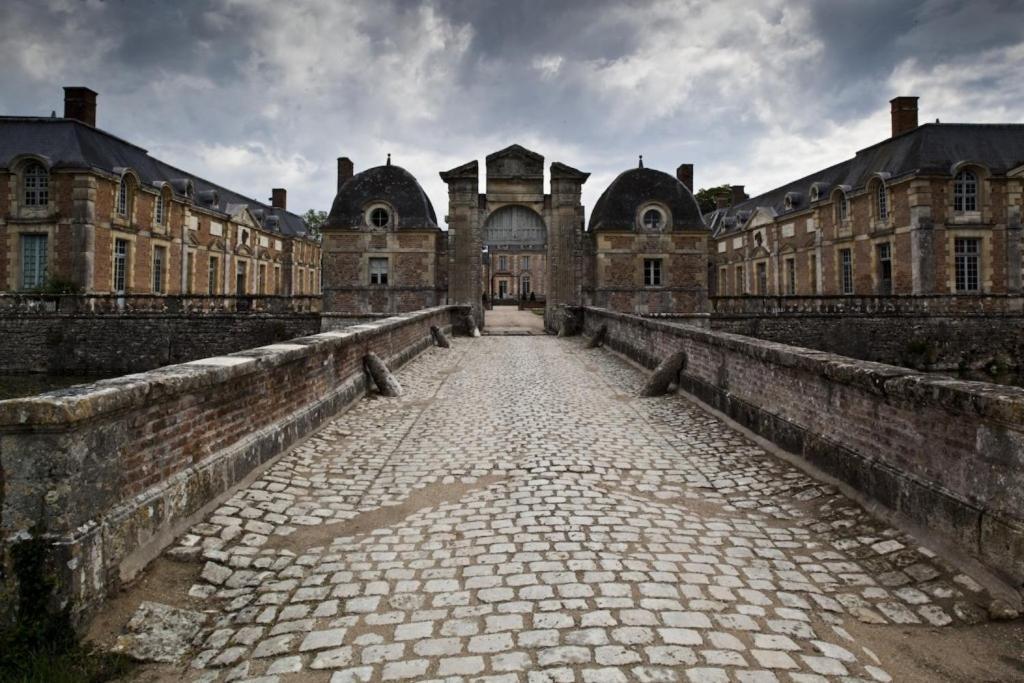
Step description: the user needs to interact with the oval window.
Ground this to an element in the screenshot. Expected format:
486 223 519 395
642 208 663 230
370 207 390 227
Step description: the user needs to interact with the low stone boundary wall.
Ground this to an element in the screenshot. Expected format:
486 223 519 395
580 306 1024 590
0 312 322 374
710 295 1024 370
0 305 462 630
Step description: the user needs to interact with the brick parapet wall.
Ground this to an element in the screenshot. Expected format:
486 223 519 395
580 306 1024 590
0 305 462 630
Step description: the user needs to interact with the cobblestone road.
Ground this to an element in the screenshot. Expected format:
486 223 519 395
153 335 999 683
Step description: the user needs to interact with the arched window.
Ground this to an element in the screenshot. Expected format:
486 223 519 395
875 182 888 221
23 162 49 206
370 207 390 227
836 192 849 221
117 177 132 216
954 169 978 212
155 190 169 226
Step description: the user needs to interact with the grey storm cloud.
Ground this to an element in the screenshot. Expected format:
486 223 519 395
1 0 1022 222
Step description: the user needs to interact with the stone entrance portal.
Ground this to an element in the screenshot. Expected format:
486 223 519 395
440 144 589 332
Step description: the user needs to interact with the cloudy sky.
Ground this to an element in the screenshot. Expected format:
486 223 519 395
2 0 1023 224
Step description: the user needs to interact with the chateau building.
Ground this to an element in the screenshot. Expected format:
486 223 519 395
320 143 710 324
0 87 321 299
708 97 1024 297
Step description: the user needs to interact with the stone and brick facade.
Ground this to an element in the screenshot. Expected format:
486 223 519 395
323 144 710 325
708 96 1024 298
0 87 321 298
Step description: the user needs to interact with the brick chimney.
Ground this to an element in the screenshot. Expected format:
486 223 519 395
338 157 354 194
63 87 97 127
731 185 747 204
890 96 919 137
271 188 287 210
676 164 693 192
715 193 730 209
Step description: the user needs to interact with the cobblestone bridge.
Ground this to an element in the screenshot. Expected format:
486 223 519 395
109 328 1023 682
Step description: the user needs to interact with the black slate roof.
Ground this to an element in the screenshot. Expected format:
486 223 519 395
325 164 438 230
589 166 707 232
0 117 313 240
714 123 1024 236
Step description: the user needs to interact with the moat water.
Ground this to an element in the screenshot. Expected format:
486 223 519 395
0 373 115 401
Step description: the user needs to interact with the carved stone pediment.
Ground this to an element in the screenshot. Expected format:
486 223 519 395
486 144 544 180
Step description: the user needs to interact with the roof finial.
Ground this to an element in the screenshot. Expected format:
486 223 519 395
638 154 644 169
387 153 391 166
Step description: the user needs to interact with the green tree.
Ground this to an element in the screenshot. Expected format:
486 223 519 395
694 184 734 214
301 209 328 236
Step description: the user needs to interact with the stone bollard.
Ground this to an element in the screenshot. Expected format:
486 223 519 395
430 325 451 348
364 352 403 397
640 351 687 397
586 324 607 349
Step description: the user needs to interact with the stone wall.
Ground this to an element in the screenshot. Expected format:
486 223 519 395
0 305 461 630
580 306 1024 589
0 312 322 374
710 295 1024 370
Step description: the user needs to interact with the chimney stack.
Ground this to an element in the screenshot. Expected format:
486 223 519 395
731 185 747 204
890 96 919 137
271 188 287 210
715 193 730 210
337 157 354 194
63 86 98 127
676 164 694 191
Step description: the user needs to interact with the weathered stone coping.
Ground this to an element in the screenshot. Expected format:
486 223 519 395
585 306 1024 426
580 306 1024 590
0 307 452 427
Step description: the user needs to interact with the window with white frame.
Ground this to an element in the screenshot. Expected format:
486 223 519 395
954 238 981 292
643 258 662 286
21 234 48 289
875 182 888 221
153 245 166 293
642 208 663 231
836 192 848 221
208 256 219 294
954 170 978 212
498 255 508 271
839 248 853 295
113 238 129 293
23 162 49 206
117 177 131 216
369 257 388 285
155 191 168 226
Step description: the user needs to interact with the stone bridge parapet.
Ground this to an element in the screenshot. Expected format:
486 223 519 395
0 305 464 630
581 306 1024 594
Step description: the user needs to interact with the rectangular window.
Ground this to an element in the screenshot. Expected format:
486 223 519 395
113 238 129 293
155 195 166 225
274 266 282 294
522 255 530 271
755 262 767 294
839 248 853 295
877 242 892 295
369 257 389 285
736 265 744 294
259 264 267 294
117 181 129 217
954 238 981 292
810 254 818 294
499 255 508 271
20 234 48 289
521 276 530 295
208 256 219 295
719 267 727 295
498 280 508 298
785 258 796 295
24 166 49 206
153 245 166 294
644 258 662 286
236 262 247 294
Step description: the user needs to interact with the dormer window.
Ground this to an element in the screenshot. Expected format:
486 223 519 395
155 191 168 226
23 162 49 206
876 182 888 221
837 193 849 221
954 169 978 212
369 206 390 228
117 177 132 216
642 209 663 230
